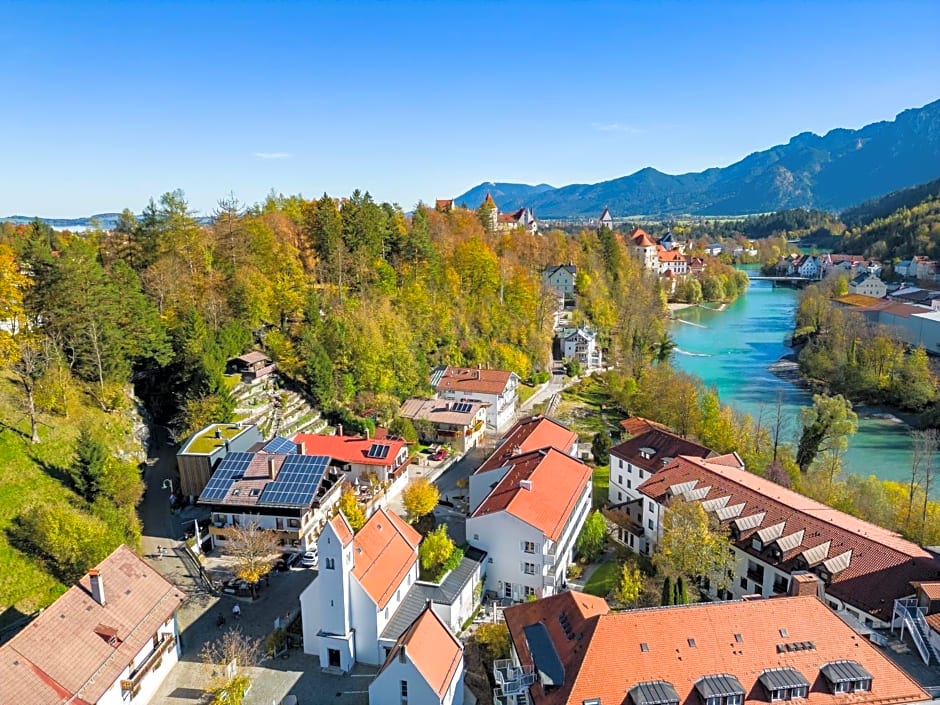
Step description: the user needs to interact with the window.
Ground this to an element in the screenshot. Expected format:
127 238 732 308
524 586 535 597
648 519 654 530
504 583 513 598
398 648 406 663
325 557 335 570
751 536 763 551
727 695 742 705
627 479 632 489
647 500 653 510
740 577 748 590
618 475 623 484
523 541 536 553
791 686 808 699
853 679 872 693
275 517 284 530
473 533 479 540
288 518 301 529
524 562 536 575
618 492 623 501
834 682 849 694
400 679 409 705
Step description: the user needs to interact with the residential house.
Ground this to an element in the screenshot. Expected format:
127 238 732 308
657 246 689 276
703 242 723 257
498 589 931 705
794 254 821 279
556 326 602 369
435 199 455 213
688 256 706 275
474 415 579 478
657 230 685 253
369 604 465 705
629 228 659 271
542 264 577 300
598 206 613 230
896 256 937 280
431 365 520 433
398 397 486 453
848 273 887 298
198 448 343 552
227 350 276 381
293 432 410 488
467 447 592 600
300 509 484 671
619 416 670 437
176 422 263 499
607 427 714 552
0 545 185 705
636 454 940 627
498 207 538 235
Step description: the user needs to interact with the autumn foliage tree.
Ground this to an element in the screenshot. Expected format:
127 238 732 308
224 520 278 596
402 478 439 523
338 484 366 531
654 498 733 590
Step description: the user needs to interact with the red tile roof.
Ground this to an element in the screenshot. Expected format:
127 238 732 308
432 365 515 396
505 592 928 705
293 433 407 467
639 456 939 620
329 513 355 546
926 613 940 635
610 427 714 474
0 545 185 705
352 508 421 609
471 447 591 540
383 604 463 697
476 415 578 475
620 416 671 437
913 581 940 601
630 227 656 248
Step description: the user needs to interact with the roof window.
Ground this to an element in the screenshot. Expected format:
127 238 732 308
820 660 872 694
629 681 680 705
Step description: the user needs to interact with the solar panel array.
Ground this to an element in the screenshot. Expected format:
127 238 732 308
200 452 254 502
451 401 473 414
262 436 298 455
366 443 391 460
258 454 330 507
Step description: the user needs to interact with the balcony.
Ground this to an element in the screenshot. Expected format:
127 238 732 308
121 634 176 693
494 660 536 695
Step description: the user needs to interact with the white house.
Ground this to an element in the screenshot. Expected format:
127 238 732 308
431 366 520 433
598 206 613 230
369 604 464 705
301 509 484 672
467 447 592 600
474 414 579 479
0 545 185 705
292 432 410 486
629 228 658 271
635 454 940 628
498 207 538 235
848 273 887 298
542 264 577 300
557 326 602 369
793 254 821 279
657 246 689 275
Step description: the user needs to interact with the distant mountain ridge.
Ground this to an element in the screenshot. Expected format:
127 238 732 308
455 99 940 218
1 213 125 229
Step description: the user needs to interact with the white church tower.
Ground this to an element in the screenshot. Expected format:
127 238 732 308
316 513 356 672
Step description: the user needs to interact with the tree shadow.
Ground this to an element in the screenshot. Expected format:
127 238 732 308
27 450 71 486
0 420 31 441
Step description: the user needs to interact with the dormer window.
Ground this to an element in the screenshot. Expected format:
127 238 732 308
820 661 872 694
629 680 680 705
751 536 763 551
817 569 831 585
730 526 740 540
759 668 810 701
695 675 745 705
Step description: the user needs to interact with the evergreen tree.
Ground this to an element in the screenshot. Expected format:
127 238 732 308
661 575 673 606
674 576 688 605
71 427 108 503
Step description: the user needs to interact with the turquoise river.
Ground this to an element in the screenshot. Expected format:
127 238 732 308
670 277 920 485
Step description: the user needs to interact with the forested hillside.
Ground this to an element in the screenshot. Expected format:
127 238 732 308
0 193 673 616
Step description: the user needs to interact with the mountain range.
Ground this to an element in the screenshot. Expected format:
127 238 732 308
455 99 940 218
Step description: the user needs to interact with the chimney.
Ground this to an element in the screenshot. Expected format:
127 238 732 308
89 569 106 606
365 427 371 441
297 441 306 455
789 571 821 598
215 428 223 439
520 479 533 491
268 456 278 480
337 424 343 438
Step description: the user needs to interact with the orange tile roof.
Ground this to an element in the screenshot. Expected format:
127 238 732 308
330 513 354 546
352 507 421 609
630 227 656 248
432 365 515 396
477 415 578 474
383 604 463 697
913 581 940 600
505 593 928 705
926 613 940 635
471 447 592 540
293 433 407 467
639 456 939 620
0 545 185 705
658 248 687 263
620 416 671 436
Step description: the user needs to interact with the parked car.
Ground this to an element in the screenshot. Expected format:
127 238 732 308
276 551 300 572
301 549 318 567
430 447 448 461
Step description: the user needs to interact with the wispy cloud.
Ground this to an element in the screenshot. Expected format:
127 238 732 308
253 152 291 160
591 122 643 134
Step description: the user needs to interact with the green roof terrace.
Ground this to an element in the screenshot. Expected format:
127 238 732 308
181 423 252 455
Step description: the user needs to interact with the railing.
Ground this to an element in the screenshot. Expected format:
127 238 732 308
494 659 536 695
893 599 935 665
121 634 176 691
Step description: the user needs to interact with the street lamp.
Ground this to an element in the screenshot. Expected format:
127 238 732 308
162 478 175 494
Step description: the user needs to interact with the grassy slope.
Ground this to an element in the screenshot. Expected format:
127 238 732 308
0 371 138 623
583 560 619 597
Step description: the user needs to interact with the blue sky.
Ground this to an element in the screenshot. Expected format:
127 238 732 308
1 1 938 217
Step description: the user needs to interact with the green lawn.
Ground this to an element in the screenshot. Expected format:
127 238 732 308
517 384 537 405
0 372 141 627
592 463 609 509
583 560 619 598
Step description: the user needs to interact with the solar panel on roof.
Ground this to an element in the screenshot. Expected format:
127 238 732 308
452 401 473 414
199 452 253 502
367 443 391 460
258 454 329 508
262 436 298 455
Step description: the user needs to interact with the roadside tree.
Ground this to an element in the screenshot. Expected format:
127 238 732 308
224 520 278 597
402 477 439 523
200 627 261 705
654 498 733 591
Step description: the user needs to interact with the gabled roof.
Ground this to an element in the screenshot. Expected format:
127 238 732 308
382 604 463 698
638 456 940 620
482 193 497 208
476 415 578 475
329 513 355 546
470 447 592 540
292 433 407 467
235 350 271 365
0 545 185 705
620 416 671 437
599 206 612 221
431 365 516 396
630 227 656 248
658 248 687 263
352 507 421 609
504 592 928 705
610 428 714 473
544 263 577 277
